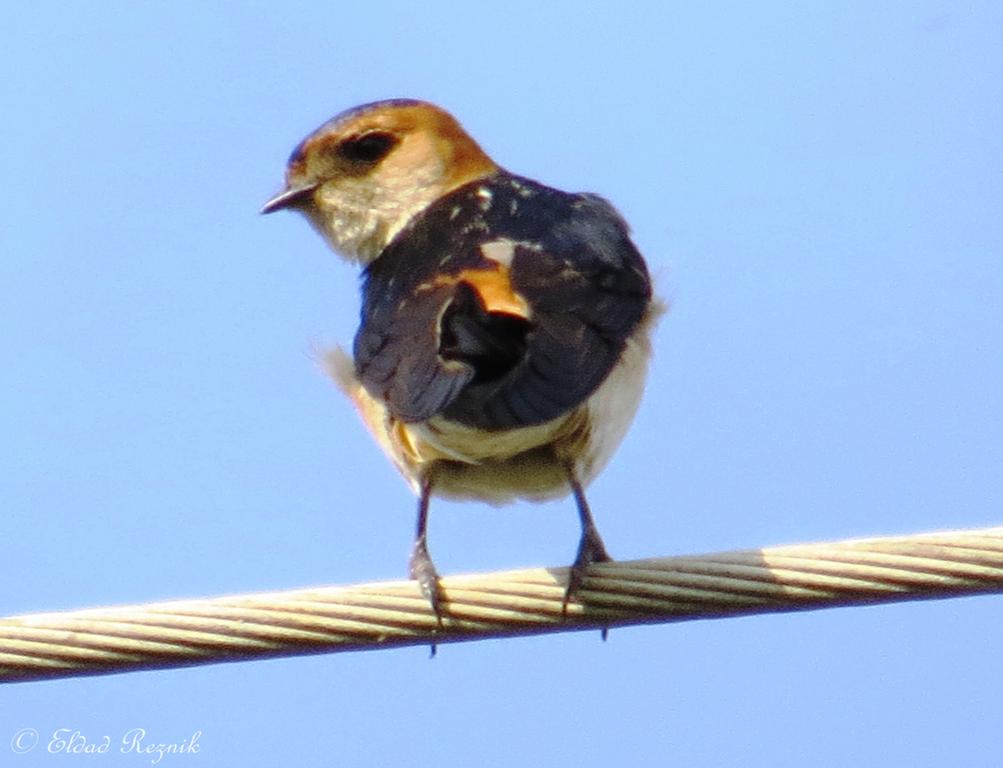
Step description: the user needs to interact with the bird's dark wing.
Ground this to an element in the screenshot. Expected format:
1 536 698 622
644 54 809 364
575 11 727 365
352 279 478 423
354 177 652 429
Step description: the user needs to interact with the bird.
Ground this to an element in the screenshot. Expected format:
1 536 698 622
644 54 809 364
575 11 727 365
262 99 659 620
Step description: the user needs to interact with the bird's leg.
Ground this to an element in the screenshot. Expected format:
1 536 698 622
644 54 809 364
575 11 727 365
409 476 445 627
563 466 612 614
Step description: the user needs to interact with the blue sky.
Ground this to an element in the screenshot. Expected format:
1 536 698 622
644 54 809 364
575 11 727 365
3 2 1001 766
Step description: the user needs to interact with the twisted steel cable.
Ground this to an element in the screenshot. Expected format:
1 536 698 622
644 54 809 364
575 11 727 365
2 525 1001 683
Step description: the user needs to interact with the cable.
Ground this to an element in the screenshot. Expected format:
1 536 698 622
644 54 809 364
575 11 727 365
2 525 1001 683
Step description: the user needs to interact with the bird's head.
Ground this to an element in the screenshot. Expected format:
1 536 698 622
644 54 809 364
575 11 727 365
262 99 498 264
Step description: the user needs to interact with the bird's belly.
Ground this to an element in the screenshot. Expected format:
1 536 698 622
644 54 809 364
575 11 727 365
400 414 578 504
406 413 574 464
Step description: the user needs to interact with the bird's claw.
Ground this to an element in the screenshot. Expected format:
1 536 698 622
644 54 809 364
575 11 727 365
562 523 612 615
409 536 445 628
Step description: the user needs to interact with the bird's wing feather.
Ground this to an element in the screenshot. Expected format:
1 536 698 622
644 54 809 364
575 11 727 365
354 179 652 429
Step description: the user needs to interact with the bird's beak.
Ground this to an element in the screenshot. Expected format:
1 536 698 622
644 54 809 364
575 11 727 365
260 183 318 215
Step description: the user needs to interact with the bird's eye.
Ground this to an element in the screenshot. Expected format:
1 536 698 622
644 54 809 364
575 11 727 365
336 131 399 164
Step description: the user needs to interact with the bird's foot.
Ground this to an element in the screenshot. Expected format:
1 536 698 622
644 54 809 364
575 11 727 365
562 524 612 615
409 536 445 629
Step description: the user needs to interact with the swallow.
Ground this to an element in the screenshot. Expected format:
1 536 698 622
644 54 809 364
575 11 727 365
263 99 659 619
